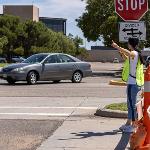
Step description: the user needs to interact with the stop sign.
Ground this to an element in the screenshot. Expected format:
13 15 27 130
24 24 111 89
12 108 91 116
115 0 148 21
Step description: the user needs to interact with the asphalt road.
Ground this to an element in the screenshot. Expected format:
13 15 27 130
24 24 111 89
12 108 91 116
0 120 62 150
0 77 126 98
0 62 127 150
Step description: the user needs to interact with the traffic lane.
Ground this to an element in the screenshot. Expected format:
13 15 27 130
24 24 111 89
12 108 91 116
0 97 86 120
0 97 126 120
0 77 126 98
0 77 126 149
0 76 113 84
0 119 63 150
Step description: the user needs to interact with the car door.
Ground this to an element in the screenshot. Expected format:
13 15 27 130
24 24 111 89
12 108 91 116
57 54 76 79
41 55 61 80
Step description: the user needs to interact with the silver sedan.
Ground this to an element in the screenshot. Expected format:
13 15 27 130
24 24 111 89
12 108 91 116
0 53 92 85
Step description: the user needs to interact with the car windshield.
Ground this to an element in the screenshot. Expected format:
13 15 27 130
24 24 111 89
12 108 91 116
23 54 48 63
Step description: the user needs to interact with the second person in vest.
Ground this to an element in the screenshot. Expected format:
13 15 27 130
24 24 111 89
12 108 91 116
112 38 144 133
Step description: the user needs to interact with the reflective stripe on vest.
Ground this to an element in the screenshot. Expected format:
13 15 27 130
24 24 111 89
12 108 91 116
147 106 150 118
144 81 150 92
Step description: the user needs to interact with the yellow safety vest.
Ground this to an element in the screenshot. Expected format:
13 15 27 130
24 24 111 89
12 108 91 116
122 58 144 86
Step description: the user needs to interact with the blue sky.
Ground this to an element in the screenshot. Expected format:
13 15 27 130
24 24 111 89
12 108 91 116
0 0 103 49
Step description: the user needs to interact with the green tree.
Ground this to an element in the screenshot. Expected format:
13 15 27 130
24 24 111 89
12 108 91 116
0 15 20 60
13 46 24 56
73 36 83 55
22 21 77 56
77 0 150 47
0 15 84 59
21 20 50 56
68 35 88 57
0 36 8 54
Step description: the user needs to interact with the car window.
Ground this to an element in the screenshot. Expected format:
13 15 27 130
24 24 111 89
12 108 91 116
44 55 58 64
23 54 48 63
58 55 75 63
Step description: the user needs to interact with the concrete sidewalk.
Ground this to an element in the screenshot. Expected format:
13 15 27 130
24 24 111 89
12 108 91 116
37 116 130 150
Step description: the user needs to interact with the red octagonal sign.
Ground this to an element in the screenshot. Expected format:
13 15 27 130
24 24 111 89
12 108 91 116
115 0 148 21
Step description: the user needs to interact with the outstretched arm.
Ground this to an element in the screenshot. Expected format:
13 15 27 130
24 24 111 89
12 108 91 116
119 51 128 60
111 40 135 59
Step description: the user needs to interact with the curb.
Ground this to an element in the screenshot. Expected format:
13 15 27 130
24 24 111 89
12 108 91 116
92 71 121 77
95 108 128 118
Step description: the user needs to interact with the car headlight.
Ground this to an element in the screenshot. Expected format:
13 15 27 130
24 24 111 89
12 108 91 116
12 67 25 72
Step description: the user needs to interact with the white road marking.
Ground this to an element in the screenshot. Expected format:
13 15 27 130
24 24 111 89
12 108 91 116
0 106 98 110
0 113 70 116
0 106 97 116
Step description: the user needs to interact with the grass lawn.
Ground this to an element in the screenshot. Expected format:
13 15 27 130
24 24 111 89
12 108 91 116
105 102 127 111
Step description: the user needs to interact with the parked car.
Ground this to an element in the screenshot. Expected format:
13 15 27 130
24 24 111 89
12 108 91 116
12 56 25 63
0 57 7 63
113 58 119 63
0 53 92 85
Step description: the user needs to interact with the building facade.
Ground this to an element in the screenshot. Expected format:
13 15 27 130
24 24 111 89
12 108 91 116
39 17 67 35
2 5 67 34
3 5 39 22
85 46 124 62
84 46 150 62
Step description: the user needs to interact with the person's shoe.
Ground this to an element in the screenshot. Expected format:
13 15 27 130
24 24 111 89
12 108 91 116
122 125 135 133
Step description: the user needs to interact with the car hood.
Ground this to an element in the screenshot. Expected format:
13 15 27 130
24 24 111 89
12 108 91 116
3 63 39 70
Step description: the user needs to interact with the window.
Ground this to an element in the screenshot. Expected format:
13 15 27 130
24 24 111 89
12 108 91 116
44 55 58 64
58 55 75 63
23 54 48 63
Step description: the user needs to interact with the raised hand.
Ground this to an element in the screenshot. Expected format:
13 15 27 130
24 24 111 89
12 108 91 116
111 40 119 49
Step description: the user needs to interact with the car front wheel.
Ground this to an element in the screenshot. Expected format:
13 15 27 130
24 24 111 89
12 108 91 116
27 71 37 85
7 78 16 85
72 71 82 83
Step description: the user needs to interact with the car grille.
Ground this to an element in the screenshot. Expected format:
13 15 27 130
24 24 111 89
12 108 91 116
2 68 13 72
